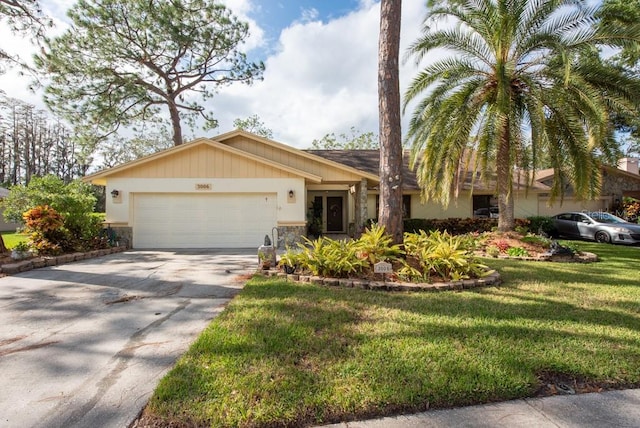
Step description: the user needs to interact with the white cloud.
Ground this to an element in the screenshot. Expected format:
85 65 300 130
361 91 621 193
213 1 429 148
298 7 320 24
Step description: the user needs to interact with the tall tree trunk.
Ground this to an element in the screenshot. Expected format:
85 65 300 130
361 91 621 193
496 120 515 232
378 0 403 244
168 100 183 146
12 106 19 185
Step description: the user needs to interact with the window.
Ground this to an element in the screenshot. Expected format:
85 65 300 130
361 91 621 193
375 195 411 219
473 195 498 218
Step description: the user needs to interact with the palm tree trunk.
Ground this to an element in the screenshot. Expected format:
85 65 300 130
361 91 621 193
378 0 403 244
496 120 515 232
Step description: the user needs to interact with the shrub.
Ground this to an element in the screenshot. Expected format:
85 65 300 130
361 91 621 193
404 217 532 235
353 223 403 265
291 236 367 278
486 245 500 257
561 241 581 254
12 241 30 253
526 216 555 235
287 227 492 283
506 247 530 257
401 230 492 282
494 239 511 253
23 205 65 255
278 248 301 273
2 175 105 251
622 197 639 222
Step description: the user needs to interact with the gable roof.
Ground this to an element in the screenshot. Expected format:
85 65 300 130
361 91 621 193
306 150 551 192
536 165 640 187
83 137 323 185
84 130 384 186
216 130 381 183
305 150 419 190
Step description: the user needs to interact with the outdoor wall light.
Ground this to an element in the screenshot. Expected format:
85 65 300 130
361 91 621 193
111 189 120 198
288 190 294 198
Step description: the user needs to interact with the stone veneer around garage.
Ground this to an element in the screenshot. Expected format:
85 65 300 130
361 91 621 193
109 226 133 249
276 225 306 249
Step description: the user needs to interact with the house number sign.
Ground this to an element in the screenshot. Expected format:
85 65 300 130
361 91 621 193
374 261 393 273
195 183 212 191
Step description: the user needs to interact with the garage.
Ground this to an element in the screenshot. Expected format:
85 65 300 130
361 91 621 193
133 193 277 248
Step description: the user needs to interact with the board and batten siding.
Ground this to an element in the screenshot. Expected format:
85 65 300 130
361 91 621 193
109 144 299 180
223 135 365 183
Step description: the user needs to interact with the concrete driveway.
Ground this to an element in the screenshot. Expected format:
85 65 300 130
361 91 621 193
0 249 257 428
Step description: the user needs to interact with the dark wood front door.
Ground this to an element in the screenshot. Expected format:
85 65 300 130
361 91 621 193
326 196 344 232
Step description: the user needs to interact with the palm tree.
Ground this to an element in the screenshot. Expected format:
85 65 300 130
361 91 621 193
404 0 640 231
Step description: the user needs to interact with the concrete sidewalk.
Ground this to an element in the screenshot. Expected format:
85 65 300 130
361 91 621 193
321 388 640 427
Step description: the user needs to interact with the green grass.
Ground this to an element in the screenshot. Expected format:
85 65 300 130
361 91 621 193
146 242 640 427
1 231 28 249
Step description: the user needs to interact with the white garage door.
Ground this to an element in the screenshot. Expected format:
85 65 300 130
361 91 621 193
133 193 277 248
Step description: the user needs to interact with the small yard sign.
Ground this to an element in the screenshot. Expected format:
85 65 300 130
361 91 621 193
374 261 393 274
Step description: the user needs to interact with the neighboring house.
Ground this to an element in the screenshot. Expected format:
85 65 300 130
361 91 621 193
535 158 640 215
0 187 20 232
82 130 640 249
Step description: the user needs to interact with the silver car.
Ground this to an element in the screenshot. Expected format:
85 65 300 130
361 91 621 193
550 212 640 244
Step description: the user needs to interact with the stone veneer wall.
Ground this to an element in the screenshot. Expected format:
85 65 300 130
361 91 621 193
276 225 306 249
601 169 640 202
111 226 133 249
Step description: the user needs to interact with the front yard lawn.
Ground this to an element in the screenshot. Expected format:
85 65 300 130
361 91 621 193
142 242 640 427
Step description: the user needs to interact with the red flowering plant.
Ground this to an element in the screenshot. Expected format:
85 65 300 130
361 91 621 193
22 205 65 255
623 198 640 223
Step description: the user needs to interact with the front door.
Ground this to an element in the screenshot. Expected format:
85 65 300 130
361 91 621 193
326 196 344 232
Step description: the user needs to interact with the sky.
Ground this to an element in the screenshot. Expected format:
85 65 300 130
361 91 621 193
0 0 429 149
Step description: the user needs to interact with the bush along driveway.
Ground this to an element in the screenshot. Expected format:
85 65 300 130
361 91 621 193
140 242 640 428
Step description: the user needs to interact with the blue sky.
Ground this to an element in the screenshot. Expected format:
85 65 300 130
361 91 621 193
248 0 364 41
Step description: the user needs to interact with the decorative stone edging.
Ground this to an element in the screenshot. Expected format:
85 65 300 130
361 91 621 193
258 269 502 292
0 246 127 275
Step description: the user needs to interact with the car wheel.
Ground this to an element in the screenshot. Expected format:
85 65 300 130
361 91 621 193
594 231 611 244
